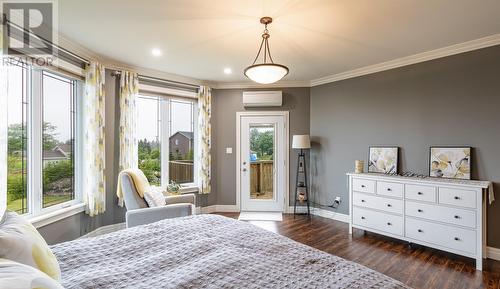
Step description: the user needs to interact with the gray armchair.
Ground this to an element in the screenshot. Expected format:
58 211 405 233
120 172 196 228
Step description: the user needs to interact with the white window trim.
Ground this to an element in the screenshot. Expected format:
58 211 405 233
13 66 84 224
28 203 85 228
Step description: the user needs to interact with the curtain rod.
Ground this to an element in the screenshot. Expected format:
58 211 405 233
5 19 91 65
5 20 199 89
111 71 200 90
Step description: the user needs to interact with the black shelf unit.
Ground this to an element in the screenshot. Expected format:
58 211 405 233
293 149 310 216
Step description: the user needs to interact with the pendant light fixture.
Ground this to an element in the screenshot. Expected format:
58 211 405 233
244 17 289 84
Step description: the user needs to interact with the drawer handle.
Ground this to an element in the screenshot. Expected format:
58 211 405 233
454 237 461 241
417 192 423 195
454 215 461 219
387 204 392 207
417 209 423 213
454 196 461 200
361 185 366 188
387 188 392 191
361 216 365 220
418 229 423 233
387 222 392 226
361 199 366 202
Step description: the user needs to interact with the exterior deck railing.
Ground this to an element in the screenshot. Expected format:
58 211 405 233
250 160 274 195
169 160 193 183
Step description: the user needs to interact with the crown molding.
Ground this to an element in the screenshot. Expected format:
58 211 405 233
212 80 311 89
311 33 500 87
58 32 500 89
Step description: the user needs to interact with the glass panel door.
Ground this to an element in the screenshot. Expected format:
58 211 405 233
240 114 286 212
249 124 275 200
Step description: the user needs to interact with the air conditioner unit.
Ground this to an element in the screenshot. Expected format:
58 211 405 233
242 91 282 107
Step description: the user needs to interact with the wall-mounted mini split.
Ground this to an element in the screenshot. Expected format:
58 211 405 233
329 196 341 208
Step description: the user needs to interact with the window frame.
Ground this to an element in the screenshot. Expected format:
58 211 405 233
8 65 83 219
138 89 198 191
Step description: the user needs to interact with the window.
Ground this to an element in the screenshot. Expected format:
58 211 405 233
41 71 76 208
137 95 161 186
7 64 28 214
6 64 81 216
136 94 196 186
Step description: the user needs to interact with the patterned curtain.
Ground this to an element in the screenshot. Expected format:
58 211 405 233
83 62 106 217
0 58 8 218
197 86 212 194
118 71 139 205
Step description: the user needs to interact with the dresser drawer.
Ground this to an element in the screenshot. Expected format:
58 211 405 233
377 181 403 198
353 207 403 236
406 218 476 254
405 201 476 228
353 192 403 215
439 187 476 209
352 178 375 194
405 184 436 203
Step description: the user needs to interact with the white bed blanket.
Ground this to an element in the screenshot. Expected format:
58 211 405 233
51 214 410 289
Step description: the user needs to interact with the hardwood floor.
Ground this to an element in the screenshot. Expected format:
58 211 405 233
216 212 500 289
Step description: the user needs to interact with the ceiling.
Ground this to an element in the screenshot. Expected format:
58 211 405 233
58 0 500 85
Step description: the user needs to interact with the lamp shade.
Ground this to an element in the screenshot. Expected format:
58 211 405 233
244 63 289 84
292 135 311 149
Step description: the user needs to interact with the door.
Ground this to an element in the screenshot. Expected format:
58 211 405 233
238 113 287 212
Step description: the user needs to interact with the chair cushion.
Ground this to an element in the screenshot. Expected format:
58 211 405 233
0 211 61 281
144 186 166 207
0 258 63 289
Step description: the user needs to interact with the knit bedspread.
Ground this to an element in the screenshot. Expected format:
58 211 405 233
51 214 410 289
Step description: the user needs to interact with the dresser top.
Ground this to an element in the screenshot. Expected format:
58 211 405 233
347 172 490 188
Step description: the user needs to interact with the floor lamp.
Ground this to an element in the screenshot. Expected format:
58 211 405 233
292 135 310 216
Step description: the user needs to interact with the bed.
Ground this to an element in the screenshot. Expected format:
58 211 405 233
51 214 410 289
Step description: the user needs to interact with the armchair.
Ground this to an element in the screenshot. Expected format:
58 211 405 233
120 172 196 228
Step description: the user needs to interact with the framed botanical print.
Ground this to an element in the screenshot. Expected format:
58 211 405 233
429 146 471 179
368 147 398 174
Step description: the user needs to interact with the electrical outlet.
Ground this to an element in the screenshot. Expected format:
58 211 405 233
329 196 341 208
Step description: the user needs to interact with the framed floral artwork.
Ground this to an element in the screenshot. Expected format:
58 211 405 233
368 147 398 174
429 146 471 179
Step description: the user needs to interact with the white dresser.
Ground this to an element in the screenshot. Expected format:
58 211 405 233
347 173 490 270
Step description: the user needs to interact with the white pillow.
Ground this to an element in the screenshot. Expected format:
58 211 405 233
0 211 61 281
0 258 64 289
143 186 166 207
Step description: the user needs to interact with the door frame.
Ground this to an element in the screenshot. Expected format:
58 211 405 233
236 111 290 212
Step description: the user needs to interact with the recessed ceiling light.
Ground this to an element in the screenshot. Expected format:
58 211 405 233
151 48 162 57
223 68 232 74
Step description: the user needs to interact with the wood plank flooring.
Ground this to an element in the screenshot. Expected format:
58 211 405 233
217 212 500 289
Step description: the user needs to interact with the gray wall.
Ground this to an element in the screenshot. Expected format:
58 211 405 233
310 45 500 247
212 88 310 207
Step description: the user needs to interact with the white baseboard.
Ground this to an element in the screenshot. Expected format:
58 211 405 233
215 205 240 212
197 204 349 223
196 205 216 214
197 205 239 214
487 246 500 261
287 206 350 223
81 222 125 238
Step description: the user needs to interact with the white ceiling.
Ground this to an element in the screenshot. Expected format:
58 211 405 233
58 0 500 85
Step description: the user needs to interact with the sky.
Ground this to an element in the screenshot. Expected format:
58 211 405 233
8 65 73 143
136 96 193 142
